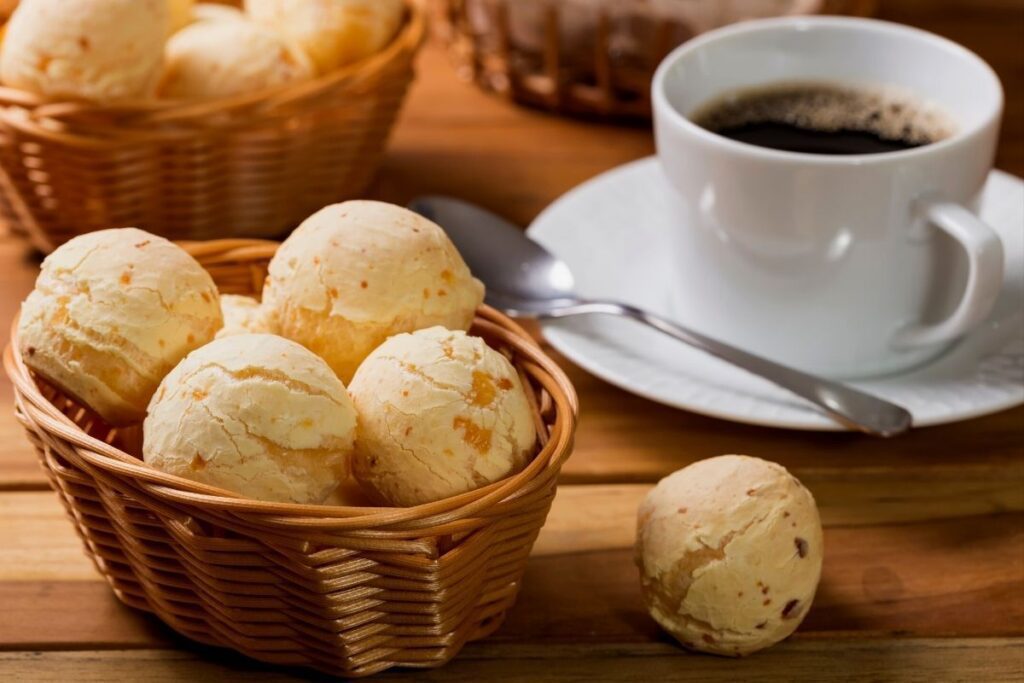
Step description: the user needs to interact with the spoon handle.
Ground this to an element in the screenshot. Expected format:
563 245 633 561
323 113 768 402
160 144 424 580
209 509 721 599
546 300 913 436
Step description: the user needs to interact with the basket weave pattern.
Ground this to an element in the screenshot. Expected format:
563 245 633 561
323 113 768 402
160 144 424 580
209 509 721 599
3 239 578 678
0 2 425 253
437 0 878 119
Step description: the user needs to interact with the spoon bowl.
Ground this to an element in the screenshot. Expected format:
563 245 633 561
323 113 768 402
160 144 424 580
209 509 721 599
408 196 578 304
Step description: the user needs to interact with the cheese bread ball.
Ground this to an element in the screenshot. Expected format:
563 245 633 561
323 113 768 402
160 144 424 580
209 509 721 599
349 327 536 507
262 200 484 383
143 334 357 504
636 455 823 657
18 228 222 426
159 19 312 99
245 0 403 73
0 0 168 101
216 294 273 338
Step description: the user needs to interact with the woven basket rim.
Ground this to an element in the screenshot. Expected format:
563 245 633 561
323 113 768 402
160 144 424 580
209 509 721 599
438 0 878 120
5 240 579 529
0 0 426 125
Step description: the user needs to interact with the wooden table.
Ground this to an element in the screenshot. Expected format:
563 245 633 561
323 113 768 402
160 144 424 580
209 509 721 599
1 1 1022 680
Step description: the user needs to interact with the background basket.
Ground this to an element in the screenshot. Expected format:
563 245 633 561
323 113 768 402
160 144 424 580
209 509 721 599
0 1 425 253
3 238 578 678
436 0 878 120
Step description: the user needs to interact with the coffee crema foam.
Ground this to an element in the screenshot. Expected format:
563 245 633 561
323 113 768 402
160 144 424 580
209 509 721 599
692 83 956 147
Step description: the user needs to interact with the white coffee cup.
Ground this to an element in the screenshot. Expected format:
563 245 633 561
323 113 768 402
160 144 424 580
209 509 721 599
652 17 1004 378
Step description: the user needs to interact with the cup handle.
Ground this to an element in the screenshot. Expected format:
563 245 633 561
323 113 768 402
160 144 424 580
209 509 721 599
892 199 1004 349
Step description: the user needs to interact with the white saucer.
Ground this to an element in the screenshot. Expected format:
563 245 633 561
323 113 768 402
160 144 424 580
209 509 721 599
528 157 1024 430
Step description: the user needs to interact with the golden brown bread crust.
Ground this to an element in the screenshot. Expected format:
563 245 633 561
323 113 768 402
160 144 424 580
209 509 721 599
159 19 313 99
18 228 222 426
245 0 403 74
636 455 824 656
143 333 357 504
0 0 168 101
348 327 536 507
262 200 484 383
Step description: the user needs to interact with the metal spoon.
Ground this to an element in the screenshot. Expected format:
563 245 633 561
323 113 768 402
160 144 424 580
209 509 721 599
409 196 913 437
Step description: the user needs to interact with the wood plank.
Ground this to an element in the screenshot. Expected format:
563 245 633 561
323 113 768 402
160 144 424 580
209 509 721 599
374 47 655 228
511 522 1024 642
0 232 40 488
0 490 1020 650
535 479 1024 552
0 236 45 490
0 492 98 581
0 411 40 490
0 583 173 650
5 479 1023 583
1 639 1022 682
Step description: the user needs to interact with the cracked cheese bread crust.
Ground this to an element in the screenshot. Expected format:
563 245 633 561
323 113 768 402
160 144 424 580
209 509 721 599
18 228 222 426
636 455 824 657
262 200 484 383
348 327 536 507
245 0 403 74
216 294 274 339
159 18 313 100
0 0 169 102
143 334 357 504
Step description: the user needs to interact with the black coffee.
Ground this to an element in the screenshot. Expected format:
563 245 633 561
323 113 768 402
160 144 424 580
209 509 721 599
691 83 955 155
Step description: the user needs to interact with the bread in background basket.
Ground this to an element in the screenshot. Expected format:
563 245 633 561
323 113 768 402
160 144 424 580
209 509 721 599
0 0 407 102
0 0 425 251
0 0 170 101
159 17 316 99
4 198 578 676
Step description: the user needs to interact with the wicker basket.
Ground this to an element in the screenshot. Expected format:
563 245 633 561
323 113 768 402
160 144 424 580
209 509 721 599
0 1 426 253
3 238 578 678
437 0 878 120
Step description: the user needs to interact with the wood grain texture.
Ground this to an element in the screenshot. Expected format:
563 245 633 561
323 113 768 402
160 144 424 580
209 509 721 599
0 583 172 651
2 640 1023 682
2 479 1020 584
5 485 1023 579
0 0 1022 679
1 489 1021 652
